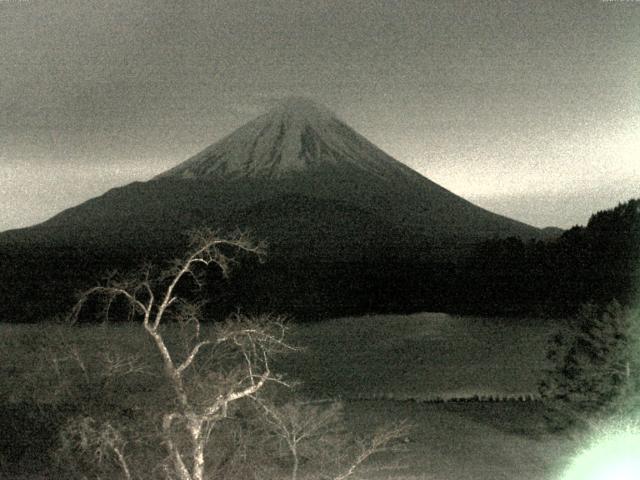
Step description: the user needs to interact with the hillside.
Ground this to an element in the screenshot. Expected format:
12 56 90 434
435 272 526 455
0 98 545 321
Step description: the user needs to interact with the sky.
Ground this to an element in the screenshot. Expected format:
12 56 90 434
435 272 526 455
1 0 639 231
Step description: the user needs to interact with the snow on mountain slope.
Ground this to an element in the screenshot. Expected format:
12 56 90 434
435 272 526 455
156 97 417 182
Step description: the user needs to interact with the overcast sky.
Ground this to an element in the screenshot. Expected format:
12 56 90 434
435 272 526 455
1 0 639 231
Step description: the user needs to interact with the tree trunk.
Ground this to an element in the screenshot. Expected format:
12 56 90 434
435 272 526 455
291 444 299 480
190 419 206 480
163 414 192 480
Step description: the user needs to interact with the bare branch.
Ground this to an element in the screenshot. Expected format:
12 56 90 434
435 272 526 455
60 416 134 480
152 229 264 331
69 285 149 324
176 341 212 375
203 368 271 418
333 421 411 480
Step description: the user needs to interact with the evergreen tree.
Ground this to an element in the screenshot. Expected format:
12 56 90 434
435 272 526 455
540 301 640 428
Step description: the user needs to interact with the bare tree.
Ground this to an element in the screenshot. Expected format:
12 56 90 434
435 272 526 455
71 229 294 480
256 399 410 480
67 228 410 480
332 421 410 480
256 400 344 480
59 416 133 480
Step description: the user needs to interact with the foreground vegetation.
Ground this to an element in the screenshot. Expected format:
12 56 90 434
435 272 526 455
1 230 409 480
1 313 586 479
1 196 637 477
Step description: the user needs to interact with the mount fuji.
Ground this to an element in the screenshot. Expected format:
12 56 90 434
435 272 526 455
157 96 425 181
11 97 539 242
0 97 544 320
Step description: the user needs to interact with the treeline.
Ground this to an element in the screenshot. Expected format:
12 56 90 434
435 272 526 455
0 241 173 323
0 199 637 322
222 198 639 319
456 198 639 316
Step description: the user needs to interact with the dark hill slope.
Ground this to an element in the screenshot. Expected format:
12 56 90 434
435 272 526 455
0 98 545 321
5 175 539 246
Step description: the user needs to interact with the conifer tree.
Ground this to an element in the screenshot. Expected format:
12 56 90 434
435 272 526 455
540 301 640 427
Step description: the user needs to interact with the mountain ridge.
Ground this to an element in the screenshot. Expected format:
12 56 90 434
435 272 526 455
0 97 548 321
1 97 543 243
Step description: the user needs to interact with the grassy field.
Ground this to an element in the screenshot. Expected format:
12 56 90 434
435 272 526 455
279 313 581 479
0 313 584 479
280 312 558 399
340 401 580 480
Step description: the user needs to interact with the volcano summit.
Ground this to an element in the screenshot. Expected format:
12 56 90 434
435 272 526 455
0 97 544 320
158 96 420 182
